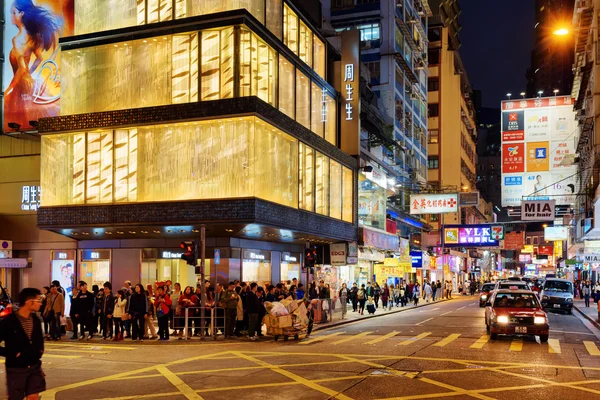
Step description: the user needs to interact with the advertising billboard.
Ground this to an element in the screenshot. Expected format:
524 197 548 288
2 0 74 132
544 226 569 241
442 225 500 248
501 96 577 206
409 193 458 215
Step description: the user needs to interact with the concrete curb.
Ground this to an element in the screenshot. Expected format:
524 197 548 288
314 297 455 331
574 304 600 331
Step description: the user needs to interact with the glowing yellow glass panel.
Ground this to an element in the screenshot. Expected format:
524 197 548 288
329 160 342 220
172 33 199 104
299 21 313 67
201 30 222 101
310 82 324 137
221 27 235 99
342 167 353 223
313 36 326 79
114 129 138 202
75 0 137 35
86 131 114 204
296 69 310 129
40 133 85 206
315 152 329 216
266 0 283 39
278 56 295 119
283 4 298 55
239 27 276 105
299 143 314 212
325 91 337 146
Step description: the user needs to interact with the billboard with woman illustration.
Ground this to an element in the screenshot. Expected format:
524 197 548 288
2 0 73 131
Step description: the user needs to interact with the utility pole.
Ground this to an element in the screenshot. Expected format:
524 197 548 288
199 225 207 338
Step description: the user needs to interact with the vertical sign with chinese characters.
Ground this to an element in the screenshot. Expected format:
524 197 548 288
21 185 42 211
339 29 360 156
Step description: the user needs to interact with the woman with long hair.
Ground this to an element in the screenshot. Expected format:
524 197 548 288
5 0 63 128
128 284 148 341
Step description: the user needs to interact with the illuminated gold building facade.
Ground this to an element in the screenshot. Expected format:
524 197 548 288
37 1 358 288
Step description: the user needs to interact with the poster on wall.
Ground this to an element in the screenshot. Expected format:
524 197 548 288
500 96 578 206
51 259 74 315
3 0 74 131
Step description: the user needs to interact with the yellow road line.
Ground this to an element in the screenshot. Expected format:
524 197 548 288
418 377 495 400
548 339 561 354
300 331 345 344
337 355 416 378
45 343 136 350
156 365 203 400
397 332 432 346
509 339 523 352
364 330 400 345
332 331 372 345
233 351 353 400
433 334 461 347
43 354 82 359
469 335 489 349
584 341 600 356
46 349 109 354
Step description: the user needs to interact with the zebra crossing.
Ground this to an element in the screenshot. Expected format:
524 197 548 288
297 330 600 355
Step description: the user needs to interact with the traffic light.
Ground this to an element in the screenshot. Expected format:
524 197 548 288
304 247 317 274
180 241 197 266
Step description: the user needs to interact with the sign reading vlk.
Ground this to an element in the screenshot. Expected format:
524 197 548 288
521 200 555 221
442 225 500 248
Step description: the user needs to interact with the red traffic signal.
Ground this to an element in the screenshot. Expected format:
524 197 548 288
180 241 198 266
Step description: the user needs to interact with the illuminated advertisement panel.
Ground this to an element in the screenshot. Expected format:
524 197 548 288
2 0 74 131
500 96 577 206
442 224 500 248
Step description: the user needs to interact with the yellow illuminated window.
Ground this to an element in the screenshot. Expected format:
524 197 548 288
296 69 310 129
315 152 330 216
298 143 314 212
313 36 326 79
279 56 296 119
266 0 283 39
325 91 337 146
283 4 298 55
299 21 313 67
240 27 277 105
342 167 353 223
329 160 342 220
310 82 324 138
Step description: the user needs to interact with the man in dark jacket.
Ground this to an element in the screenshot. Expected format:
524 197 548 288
247 283 261 340
219 282 239 338
101 282 115 340
75 281 95 340
0 288 45 399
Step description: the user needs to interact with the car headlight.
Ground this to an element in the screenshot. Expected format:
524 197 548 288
566 298 573 303
534 316 546 324
481 295 487 300
497 315 509 324
542 295 549 300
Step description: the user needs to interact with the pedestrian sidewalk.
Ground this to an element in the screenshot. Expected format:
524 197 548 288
314 295 456 331
574 298 600 329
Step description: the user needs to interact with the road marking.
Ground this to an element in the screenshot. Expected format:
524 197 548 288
440 311 452 316
398 332 432 346
470 335 489 349
156 365 203 400
233 351 353 400
548 339 561 354
433 333 461 347
364 330 400 345
46 349 109 354
456 306 466 310
416 318 434 326
300 331 345 345
509 339 523 352
584 341 600 356
332 331 372 345
45 343 136 350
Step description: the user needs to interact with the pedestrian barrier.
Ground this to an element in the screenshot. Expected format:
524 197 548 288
180 307 226 340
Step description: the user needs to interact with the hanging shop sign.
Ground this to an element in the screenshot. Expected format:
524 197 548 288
521 200 556 221
330 243 348 266
544 226 569 241
21 185 41 211
537 245 554 256
409 193 459 215
340 29 360 156
442 225 500 247
522 244 534 253
347 241 358 264
361 227 399 251
503 232 524 250
0 258 29 268
459 192 479 207
490 225 504 241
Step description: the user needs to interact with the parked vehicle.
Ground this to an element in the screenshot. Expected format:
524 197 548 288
540 278 574 314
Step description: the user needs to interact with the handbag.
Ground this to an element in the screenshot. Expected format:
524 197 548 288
60 316 67 326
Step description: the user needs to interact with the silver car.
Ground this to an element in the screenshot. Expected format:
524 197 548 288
540 278 574 314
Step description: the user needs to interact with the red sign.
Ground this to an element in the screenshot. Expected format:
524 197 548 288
503 232 524 249
386 219 397 234
537 245 553 256
502 143 525 173
501 96 573 110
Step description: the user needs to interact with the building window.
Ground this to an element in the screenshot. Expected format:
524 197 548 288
430 214 439 222
428 27 442 42
298 20 313 67
313 36 326 79
428 77 439 92
428 103 439 117
428 48 440 64
278 55 296 119
428 156 439 169
365 61 381 84
296 69 310 129
357 23 380 42
533 237 539 245
283 4 299 55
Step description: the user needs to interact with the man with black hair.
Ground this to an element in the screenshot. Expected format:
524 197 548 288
75 281 95 340
101 282 115 340
247 283 261 341
0 288 45 399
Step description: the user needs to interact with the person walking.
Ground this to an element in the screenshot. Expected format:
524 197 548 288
583 281 592 307
399 283 407 307
75 281 95 340
94 286 104 337
101 283 115 340
145 289 158 339
41 287 50 338
170 283 182 337
431 281 437 301
154 286 172 341
357 284 366 315
424 282 432 303
129 284 148 342
339 283 349 318
350 283 359 312
247 283 261 340
0 288 46 400
374 283 381 308
413 283 421 306
69 287 79 340
220 282 240 338
594 281 600 303
44 285 64 341
381 283 390 310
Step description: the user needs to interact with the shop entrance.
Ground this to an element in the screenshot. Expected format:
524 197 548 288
141 258 198 290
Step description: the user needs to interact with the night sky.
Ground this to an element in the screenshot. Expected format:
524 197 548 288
459 1 536 108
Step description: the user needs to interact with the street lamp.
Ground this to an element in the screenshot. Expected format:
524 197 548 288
553 28 570 36
520 92 526 98
553 89 559 96
537 90 543 98
506 93 512 99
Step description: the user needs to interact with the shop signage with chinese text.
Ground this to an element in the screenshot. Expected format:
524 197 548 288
443 225 500 247
544 226 568 241
503 232 524 249
0 258 29 268
409 193 458 215
361 228 399 251
537 245 554 256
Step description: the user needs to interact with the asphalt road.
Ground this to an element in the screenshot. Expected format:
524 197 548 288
5 296 600 400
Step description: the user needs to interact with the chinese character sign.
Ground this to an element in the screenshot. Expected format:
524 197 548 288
409 193 459 215
339 29 360 156
442 225 500 248
21 185 42 211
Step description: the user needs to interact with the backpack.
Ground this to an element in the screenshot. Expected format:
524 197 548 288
357 289 365 300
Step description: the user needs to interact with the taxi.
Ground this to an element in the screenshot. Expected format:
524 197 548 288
484 289 549 342
493 280 530 292
479 283 496 307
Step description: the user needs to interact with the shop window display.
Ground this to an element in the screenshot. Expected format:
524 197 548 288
358 174 386 230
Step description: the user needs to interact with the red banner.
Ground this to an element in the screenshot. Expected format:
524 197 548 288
537 245 553 256
503 232 524 250
502 143 525 173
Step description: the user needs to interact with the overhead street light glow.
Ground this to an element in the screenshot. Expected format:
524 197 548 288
553 28 569 36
